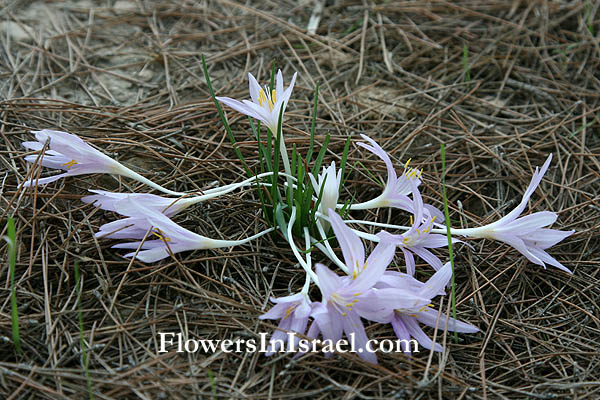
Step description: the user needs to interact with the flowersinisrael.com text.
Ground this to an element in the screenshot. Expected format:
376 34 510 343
158 332 419 355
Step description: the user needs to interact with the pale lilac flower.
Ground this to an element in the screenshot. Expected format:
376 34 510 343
354 134 444 220
82 191 195 240
379 263 479 355
308 210 425 363
109 198 273 263
21 129 181 195
378 182 459 275
464 154 574 273
95 216 151 240
216 70 297 134
259 293 314 355
21 130 131 187
310 161 342 231
82 190 192 217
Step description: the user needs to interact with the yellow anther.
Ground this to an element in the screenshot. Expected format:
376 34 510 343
432 216 437 223
405 158 412 168
258 89 267 106
283 305 295 320
271 89 277 103
410 215 413 225
342 312 347 317
353 293 361 297
62 159 78 169
409 314 417 317
417 169 423 179
352 269 358 280
152 229 171 242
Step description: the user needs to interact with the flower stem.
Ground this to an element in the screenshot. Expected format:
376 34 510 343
288 207 319 285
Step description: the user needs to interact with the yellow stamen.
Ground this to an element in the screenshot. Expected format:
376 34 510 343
283 305 295 320
409 314 417 317
152 229 171 242
258 89 267 106
271 89 277 103
410 215 413 225
405 158 412 168
353 293 361 297
62 160 78 169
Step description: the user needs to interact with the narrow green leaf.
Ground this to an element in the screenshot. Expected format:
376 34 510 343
306 82 319 165
339 135 351 191
208 369 217 400
440 143 458 343
75 261 95 400
201 55 251 176
311 133 330 177
462 44 470 84
6 217 21 355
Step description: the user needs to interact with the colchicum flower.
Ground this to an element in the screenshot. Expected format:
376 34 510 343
353 134 444 220
108 198 273 263
216 70 297 134
21 129 181 195
457 154 574 273
82 190 192 217
216 70 297 178
308 210 420 363
378 181 459 275
310 161 342 231
259 293 314 355
83 191 198 240
377 263 479 355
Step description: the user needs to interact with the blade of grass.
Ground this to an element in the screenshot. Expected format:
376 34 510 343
75 260 95 400
440 143 458 343
463 44 470 84
355 160 384 188
5 217 21 355
249 117 271 171
201 55 251 176
306 82 319 165
208 369 217 400
339 136 351 191
311 133 330 177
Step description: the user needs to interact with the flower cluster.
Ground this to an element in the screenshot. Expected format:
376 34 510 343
18 65 574 364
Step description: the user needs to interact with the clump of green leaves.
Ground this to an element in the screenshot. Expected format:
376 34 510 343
201 59 351 241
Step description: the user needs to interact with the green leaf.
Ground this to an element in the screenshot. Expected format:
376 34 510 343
6 217 21 355
306 82 319 165
75 260 95 400
440 143 458 343
201 55 251 176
